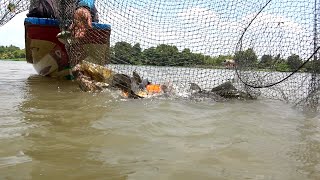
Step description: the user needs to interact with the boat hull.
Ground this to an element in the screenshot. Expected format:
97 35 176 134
24 17 111 78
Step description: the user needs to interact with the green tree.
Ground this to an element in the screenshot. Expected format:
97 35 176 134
178 48 191 66
214 55 233 66
180 48 207 66
202 55 215 66
6 45 19 52
132 43 142 64
0 46 5 54
287 54 302 71
303 60 320 73
106 41 308 73
234 48 258 67
259 54 273 68
154 44 179 66
190 53 206 66
112 42 133 64
0 45 25 60
142 47 157 65
275 61 290 72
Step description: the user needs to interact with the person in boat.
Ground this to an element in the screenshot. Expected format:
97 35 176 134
25 0 106 78
27 0 98 38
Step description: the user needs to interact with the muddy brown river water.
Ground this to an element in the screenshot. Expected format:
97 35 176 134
0 60 319 180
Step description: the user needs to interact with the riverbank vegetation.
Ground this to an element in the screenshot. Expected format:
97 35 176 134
111 41 320 73
0 45 26 61
1 43 319 73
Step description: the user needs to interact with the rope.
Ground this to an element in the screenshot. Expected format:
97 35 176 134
234 0 320 89
235 46 320 88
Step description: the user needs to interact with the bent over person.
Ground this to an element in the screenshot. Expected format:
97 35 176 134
27 0 98 38
24 0 110 78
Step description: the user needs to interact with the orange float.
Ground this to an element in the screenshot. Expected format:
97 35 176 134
146 84 162 93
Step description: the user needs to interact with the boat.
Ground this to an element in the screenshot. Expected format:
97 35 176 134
24 17 111 79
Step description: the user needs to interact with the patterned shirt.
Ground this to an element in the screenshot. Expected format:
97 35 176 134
28 0 97 21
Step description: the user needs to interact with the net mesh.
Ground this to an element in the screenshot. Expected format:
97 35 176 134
0 0 29 26
1 0 319 110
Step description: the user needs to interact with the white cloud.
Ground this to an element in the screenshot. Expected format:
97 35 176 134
0 2 315 60
0 11 27 49
98 1 315 60
239 12 313 59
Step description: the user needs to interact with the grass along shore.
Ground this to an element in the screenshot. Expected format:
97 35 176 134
0 58 26 61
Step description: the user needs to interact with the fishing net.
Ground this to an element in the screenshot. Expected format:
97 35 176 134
0 0 319 110
0 0 29 26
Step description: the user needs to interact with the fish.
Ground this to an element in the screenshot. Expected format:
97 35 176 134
56 30 73 44
113 71 169 98
73 61 170 98
110 73 143 99
189 83 225 101
73 62 146 98
132 71 142 84
7 3 16 12
189 81 256 100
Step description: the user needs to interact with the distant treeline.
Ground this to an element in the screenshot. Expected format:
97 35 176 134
111 41 320 73
0 45 26 60
1 43 319 73
110 42 231 67
233 48 320 73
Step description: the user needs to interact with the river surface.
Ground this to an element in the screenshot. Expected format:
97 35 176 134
0 60 319 180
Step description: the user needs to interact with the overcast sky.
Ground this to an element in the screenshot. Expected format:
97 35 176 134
0 11 27 48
